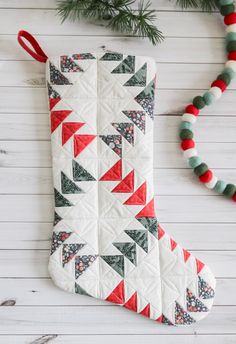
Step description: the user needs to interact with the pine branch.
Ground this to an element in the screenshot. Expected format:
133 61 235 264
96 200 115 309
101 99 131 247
56 0 220 46
175 0 218 11
56 0 164 45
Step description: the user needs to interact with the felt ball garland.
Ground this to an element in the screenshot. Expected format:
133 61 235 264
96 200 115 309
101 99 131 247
179 0 236 202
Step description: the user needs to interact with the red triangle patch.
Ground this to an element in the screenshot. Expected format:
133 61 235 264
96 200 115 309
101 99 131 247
62 122 84 145
156 314 163 323
170 238 177 251
112 170 134 193
74 134 96 157
183 249 191 262
158 225 165 240
124 182 146 205
49 97 60 110
123 292 137 312
106 280 124 305
100 160 122 181
51 110 72 133
140 303 150 318
135 198 155 218
196 258 205 273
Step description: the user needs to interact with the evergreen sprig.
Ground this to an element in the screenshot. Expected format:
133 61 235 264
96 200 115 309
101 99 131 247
57 0 164 45
56 0 219 46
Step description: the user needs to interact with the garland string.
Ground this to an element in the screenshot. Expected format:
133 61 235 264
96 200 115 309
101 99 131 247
179 0 236 202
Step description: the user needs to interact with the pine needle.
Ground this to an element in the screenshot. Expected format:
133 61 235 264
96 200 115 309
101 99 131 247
175 0 218 11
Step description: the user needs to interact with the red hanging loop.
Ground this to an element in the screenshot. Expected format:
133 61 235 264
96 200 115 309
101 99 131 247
17 30 48 63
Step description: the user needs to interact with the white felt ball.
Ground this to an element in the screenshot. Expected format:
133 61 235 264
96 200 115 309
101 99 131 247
182 113 197 124
205 176 218 189
225 60 236 72
184 148 198 159
226 24 236 33
209 86 222 100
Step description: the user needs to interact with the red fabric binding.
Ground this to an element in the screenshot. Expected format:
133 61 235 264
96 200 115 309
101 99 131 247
17 30 48 63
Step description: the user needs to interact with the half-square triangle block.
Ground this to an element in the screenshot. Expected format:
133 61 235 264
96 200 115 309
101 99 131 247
61 171 84 194
74 134 96 157
124 63 147 87
50 62 72 85
60 55 84 72
51 110 72 133
111 55 135 74
72 160 96 181
112 170 134 193
124 292 137 312
106 280 125 305
124 182 146 205
140 303 150 318
62 122 84 145
101 255 124 277
100 160 122 181
135 198 155 218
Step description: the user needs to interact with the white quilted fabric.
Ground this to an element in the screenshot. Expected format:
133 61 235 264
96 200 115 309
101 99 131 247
46 52 216 326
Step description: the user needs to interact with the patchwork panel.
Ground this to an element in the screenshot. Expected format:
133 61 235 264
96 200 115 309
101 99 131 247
47 52 216 326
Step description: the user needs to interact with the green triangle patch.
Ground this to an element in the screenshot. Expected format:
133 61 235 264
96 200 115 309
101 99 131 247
100 52 123 61
61 172 84 194
137 217 158 238
113 242 136 266
72 160 96 181
111 55 135 74
125 230 148 253
54 211 62 225
49 62 72 85
75 282 91 296
124 63 147 87
54 188 73 207
122 110 146 133
135 78 155 119
101 255 124 277
112 123 134 145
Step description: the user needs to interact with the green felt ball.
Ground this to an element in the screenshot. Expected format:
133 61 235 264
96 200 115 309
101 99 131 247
203 91 215 105
218 0 234 5
227 41 236 53
188 156 202 169
214 180 227 194
223 184 236 197
223 67 236 80
226 32 236 43
220 4 235 15
179 129 193 140
179 122 193 131
193 96 205 110
194 163 208 177
217 72 231 85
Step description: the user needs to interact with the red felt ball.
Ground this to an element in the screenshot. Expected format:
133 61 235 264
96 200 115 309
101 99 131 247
224 12 236 25
185 104 199 116
181 139 195 151
228 52 236 60
232 192 236 202
211 79 227 92
199 170 213 183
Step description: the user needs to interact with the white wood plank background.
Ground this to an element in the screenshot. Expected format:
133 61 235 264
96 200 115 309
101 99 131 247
0 1 235 343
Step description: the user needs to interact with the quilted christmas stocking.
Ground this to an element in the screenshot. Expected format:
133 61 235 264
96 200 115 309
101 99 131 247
18 31 216 326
